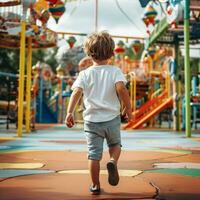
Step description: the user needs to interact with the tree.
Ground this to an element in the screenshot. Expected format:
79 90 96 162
0 47 58 74
0 48 19 73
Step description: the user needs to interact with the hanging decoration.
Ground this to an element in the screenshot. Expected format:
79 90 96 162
114 40 125 55
49 0 66 23
148 47 156 60
67 36 76 48
131 40 142 55
144 2 157 25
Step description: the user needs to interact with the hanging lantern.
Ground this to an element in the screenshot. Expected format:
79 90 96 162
148 47 156 60
117 40 125 47
131 40 142 55
46 0 58 5
49 0 65 23
144 2 157 25
114 40 125 55
114 46 125 54
67 36 76 49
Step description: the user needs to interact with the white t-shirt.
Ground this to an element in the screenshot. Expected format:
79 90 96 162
71 65 127 122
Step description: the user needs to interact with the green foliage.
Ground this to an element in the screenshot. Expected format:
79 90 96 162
0 47 58 74
0 48 19 73
32 47 58 73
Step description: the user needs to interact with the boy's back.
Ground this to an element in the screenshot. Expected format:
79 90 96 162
72 65 126 122
65 31 132 195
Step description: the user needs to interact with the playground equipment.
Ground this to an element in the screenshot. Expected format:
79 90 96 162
31 61 74 124
139 0 200 136
0 72 18 129
0 0 65 136
182 75 200 130
122 45 174 130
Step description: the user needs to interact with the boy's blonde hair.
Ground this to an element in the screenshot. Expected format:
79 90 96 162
83 31 115 61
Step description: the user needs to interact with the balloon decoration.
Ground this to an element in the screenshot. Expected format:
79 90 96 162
49 0 66 23
148 47 156 60
144 2 157 25
142 1 158 35
114 40 125 55
67 36 76 49
131 40 142 55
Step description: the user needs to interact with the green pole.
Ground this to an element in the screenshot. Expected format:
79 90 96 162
184 0 191 137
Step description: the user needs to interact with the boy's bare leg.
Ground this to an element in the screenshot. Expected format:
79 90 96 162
88 160 100 186
109 145 121 162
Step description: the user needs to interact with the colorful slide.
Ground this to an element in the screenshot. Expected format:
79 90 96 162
124 90 173 129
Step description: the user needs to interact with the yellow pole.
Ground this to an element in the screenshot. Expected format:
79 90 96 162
25 37 32 133
17 20 26 137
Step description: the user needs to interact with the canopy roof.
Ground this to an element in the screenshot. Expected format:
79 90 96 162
145 0 200 48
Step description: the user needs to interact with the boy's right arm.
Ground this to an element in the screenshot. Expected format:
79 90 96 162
115 81 133 121
65 87 83 128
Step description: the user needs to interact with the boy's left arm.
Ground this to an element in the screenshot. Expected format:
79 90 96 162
65 87 83 128
115 81 133 121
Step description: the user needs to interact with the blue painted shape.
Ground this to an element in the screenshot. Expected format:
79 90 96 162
36 98 58 123
0 169 54 178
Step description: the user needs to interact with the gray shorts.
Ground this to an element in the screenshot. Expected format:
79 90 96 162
84 115 121 161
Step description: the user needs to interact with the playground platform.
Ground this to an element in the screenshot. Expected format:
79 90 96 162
0 124 200 200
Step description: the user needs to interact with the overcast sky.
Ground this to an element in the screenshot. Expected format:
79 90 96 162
47 0 199 58
47 0 147 38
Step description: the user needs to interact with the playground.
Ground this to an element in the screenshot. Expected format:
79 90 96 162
0 0 200 199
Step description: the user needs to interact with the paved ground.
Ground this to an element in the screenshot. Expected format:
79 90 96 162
0 124 200 200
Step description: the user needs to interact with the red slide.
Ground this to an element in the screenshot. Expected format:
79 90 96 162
124 90 173 129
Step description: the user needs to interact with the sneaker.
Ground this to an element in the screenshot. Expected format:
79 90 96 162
107 160 119 186
89 185 101 195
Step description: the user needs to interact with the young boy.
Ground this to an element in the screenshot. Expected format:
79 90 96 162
65 31 132 195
